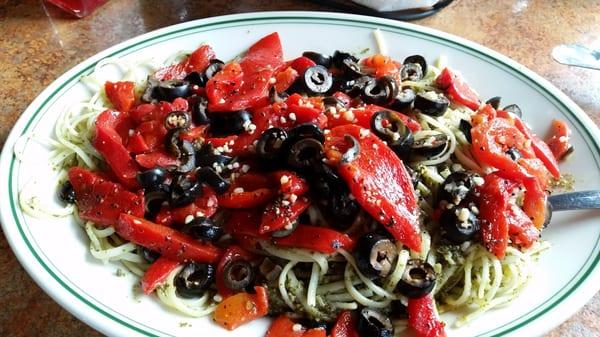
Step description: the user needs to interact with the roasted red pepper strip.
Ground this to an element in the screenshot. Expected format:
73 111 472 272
141 257 180 294
272 225 354 254
135 150 179 169
271 170 309 195
93 109 139 189
260 196 310 234
545 119 572 160
68 167 144 227
477 173 512 259
215 246 255 298
289 56 317 74
407 294 446 337
218 172 277 208
154 44 215 81
213 286 269 330
155 186 218 226
324 124 421 251
331 311 360 337
436 67 481 111
266 315 326 337
105 81 135 112
326 104 421 133
116 214 222 263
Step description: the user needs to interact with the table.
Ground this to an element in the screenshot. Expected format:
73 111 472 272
0 0 598 336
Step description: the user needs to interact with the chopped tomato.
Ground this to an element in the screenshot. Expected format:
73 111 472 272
215 246 255 298
105 81 135 112
436 67 480 110
141 257 180 294
93 109 139 189
546 119 572 161
407 294 446 337
207 32 284 112
68 167 144 227
116 214 222 263
154 44 215 81
260 196 310 234
362 54 399 78
331 311 360 337
266 315 326 337
324 125 421 252
213 286 269 330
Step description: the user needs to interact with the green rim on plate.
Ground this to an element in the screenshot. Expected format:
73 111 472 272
4 13 599 337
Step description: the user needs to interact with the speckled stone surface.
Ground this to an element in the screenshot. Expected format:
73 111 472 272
0 0 598 336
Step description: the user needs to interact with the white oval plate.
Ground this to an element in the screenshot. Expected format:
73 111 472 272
1 11 599 337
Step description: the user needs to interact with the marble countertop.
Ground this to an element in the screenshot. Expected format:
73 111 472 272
0 0 598 336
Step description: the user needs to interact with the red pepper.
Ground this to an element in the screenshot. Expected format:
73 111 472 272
327 104 421 133
324 125 421 251
266 315 326 337
545 119 572 160
135 150 179 169
331 311 360 337
116 214 222 263
274 66 299 93
141 257 180 294
260 196 310 234
286 93 325 125
154 186 218 226
125 133 149 154
131 120 167 153
289 56 317 74
272 225 354 254
93 109 139 189
271 170 309 195
154 44 215 81
218 172 277 209
213 286 269 330
215 246 255 298
407 294 446 337
105 81 135 112
68 167 144 227
436 67 481 111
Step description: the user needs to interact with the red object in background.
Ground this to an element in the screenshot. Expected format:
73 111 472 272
45 0 107 18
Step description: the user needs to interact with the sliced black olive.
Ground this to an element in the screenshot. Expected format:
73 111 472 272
403 55 427 75
331 50 359 69
271 219 298 238
357 308 394 337
506 147 522 161
459 119 473 143
400 63 424 81
323 95 345 109
362 75 398 105
169 174 202 207
303 65 333 95
503 104 523 118
196 166 230 194
223 260 255 292
486 96 502 110
191 95 210 125
329 191 361 229
370 110 414 158
209 110 252 137
177 140 196 173
59 181 76 204
154 79 193 101
297 319 330 332
340 75 375 98
440 205 480 244
195 153 233 169
164 110 191 130
354 232 398 278
287 138 325 170
138 246 160 263
165 128 183 158
414 92 449 116
144 189 168 218
340 58 364 79
175 263 215 298
269 86 289 103
287 123 325 144
142 76 159 102
137 167 167 190
302 51 332 68
389 87 416 111
438 171 478 206
411 132 448 157
183 71 205 87
256 127 288 162
396 259 436 298
341 135 360 164
205 59 224 80
181 216 223 242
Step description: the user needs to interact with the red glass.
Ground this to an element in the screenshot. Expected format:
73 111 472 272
45 0 108 18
